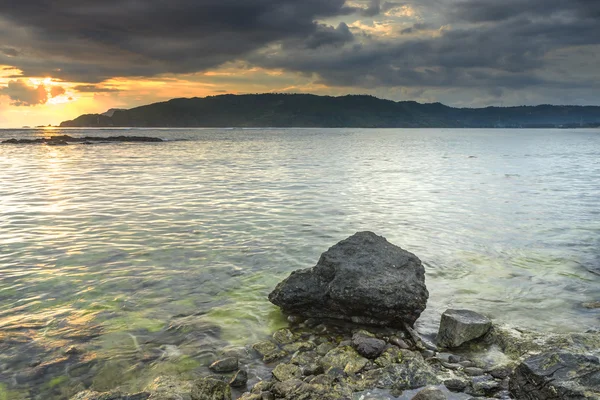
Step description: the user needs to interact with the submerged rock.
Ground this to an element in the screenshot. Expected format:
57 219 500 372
191 377 231 400
209 357 238 373
252 340 287 363
70 391 150 400
2 135 164 145
145 376 192 400
229 369 248 388
269 231 428 327
509 352 600 399
411 386 447 400
437 309 491 348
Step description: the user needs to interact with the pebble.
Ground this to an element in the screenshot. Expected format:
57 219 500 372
209 357 238 373
444 378 468 391
261 392 275 400
448 355 462 363
230 369 248 387
464 367 485 376
412 386 448 399
441 361 462 370
390 336 410 349
488 365 512 379
421 350 435 358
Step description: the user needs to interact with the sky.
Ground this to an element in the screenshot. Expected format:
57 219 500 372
0 0 599 127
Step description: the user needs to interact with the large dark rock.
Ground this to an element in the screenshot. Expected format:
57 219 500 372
268 231 428 327
509 352 600 399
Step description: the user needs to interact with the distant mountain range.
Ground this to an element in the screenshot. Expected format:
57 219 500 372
59 94 600 128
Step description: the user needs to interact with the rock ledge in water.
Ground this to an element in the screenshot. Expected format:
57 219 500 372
268 231 428 327
2 135 163 145
509 352 600 399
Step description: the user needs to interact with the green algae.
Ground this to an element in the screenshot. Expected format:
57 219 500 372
47 375 69 388
0 384 27 400
201 271 288 344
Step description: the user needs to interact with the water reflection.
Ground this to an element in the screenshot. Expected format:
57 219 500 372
0 128 599 398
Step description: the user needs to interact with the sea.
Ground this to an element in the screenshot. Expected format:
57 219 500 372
0 127 599 399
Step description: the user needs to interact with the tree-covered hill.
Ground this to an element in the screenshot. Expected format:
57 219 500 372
60 94 600 128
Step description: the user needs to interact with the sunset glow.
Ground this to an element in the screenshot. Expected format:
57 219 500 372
1 1 599 128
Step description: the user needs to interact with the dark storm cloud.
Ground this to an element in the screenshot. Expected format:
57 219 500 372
301 23 355 49
73 85 121 93
0 0 355 82
359 0 405 17
452 0 600 23
1 47 19 57
249 0 600 91
0 0 599 99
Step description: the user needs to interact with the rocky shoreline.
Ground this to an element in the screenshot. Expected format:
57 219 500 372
69 232 600 400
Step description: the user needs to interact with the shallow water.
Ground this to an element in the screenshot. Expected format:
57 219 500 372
0 127 599 398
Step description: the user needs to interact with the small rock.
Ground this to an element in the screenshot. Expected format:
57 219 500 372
252 341 278 356
463 367 485 376
390 336 410 349
411 386 447 400
319 346 369 375
145 376 192 400
316 342 335 356
469 375 501 397
261 393 275 400
421 350 435 359
488 365 512 379
252 341 287 363
251 381 273 394
440 361 461 370
421 338 439 352
352 332 387 359
301 363 323 376
375 346 403 367
264 350 287 363
273 329 295 345
70 391 150 400
209 357 238 373
230 370 248 387
272 363 301 382
444 378 468 392
448 355 462 363
271 379 303 398
282 341 314 353
437 309 491 348
291 350 319 366
459 360 476 368
191 377 231 400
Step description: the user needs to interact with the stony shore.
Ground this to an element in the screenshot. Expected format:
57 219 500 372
69 232 600 400
69 314 600 400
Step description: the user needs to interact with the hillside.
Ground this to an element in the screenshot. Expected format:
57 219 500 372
60 94 600 128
